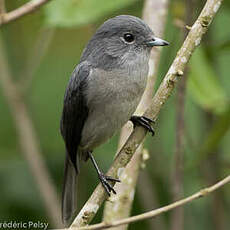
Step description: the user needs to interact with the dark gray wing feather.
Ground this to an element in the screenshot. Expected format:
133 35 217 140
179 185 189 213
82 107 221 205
62 155 77 226
60 62 90 172
60 62 90 226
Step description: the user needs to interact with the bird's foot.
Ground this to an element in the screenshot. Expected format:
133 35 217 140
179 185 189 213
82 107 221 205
98 173 121 196
88 151 121 196
130 115 155 136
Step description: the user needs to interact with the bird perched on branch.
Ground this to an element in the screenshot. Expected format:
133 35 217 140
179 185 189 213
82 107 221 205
60 15 169 226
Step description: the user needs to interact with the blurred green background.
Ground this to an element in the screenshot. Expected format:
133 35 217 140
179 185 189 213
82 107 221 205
0 0 230 229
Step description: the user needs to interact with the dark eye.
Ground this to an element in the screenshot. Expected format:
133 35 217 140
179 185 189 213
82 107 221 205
123 33 135 43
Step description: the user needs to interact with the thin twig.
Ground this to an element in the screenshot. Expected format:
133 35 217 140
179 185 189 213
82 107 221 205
170 0 194 229
70 0 223 228
0 36 62 228
102 1 169 229
73 175 230 230
0 0 51 26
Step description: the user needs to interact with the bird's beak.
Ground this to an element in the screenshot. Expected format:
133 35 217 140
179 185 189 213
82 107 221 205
146 37 169 47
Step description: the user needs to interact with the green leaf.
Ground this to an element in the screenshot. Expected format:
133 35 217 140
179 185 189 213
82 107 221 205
44 0 138 28
188 48 228 114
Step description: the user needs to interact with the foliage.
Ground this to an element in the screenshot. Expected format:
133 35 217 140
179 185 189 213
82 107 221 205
44 0 139 27
188 48 228 114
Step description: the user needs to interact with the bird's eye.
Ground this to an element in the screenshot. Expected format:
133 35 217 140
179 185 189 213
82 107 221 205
123 33 135 43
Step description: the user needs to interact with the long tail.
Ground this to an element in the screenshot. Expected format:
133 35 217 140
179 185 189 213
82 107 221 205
62 154 78 226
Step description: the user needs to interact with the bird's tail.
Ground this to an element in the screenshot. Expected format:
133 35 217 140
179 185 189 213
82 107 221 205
62 154 78 227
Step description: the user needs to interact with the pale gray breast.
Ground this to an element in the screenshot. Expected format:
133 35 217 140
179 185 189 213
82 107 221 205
80 57 149 150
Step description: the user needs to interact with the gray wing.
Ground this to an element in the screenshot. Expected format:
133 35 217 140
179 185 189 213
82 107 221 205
60 62 90 172
60 62 90 225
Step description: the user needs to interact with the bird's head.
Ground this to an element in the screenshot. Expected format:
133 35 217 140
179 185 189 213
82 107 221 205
80 15 169 70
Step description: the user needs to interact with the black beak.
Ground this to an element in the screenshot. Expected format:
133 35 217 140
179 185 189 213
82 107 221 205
146 37 169 47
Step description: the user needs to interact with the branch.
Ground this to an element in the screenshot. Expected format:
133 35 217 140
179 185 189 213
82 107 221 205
0 0 51 26
102 0 169 229
170 0 194 228
102 147 144 230
73 174 230 230
70 0 223 228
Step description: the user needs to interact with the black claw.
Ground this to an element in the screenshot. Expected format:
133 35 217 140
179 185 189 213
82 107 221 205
130 116 155 136
89 152 119 196
99 173 117 195
108 185 117 195
102 182 111 196
141 116 155 123
105 175 121 183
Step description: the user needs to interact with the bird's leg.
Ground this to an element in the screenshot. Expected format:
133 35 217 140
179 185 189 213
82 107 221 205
130 115 155 136
88 151 120 196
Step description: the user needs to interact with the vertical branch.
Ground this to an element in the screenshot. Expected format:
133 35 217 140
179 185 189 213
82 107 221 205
102 146 144 230
170 71 186 230
0 36 62 228
170 1 194 229
102 0 169 229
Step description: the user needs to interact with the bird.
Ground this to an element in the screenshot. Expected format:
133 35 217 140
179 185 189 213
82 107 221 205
60 15 169 226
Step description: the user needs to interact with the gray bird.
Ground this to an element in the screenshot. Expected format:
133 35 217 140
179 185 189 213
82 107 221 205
60 15 169 226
